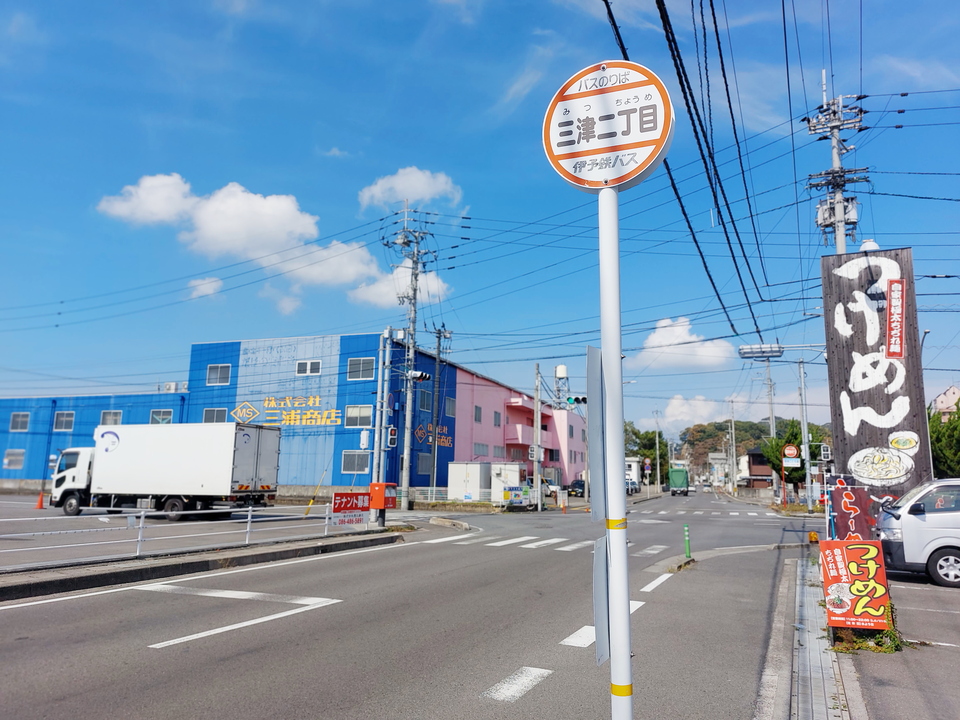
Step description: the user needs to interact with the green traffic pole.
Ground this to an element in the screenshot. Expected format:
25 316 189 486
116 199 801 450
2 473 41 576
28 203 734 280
684 523 691 559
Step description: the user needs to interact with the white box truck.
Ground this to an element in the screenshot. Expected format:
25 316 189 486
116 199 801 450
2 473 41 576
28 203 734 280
50 423 280 520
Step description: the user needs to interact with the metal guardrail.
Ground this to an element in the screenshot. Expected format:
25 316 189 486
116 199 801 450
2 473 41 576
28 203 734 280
0 504 370 573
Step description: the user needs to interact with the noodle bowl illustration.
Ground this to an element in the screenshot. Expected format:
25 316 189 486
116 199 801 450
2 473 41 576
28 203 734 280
848 447 914 487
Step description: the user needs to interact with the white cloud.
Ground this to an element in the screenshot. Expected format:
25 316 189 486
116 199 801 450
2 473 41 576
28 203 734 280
99 173 388 312
358 167 462 212
626 317 735 370
187 277 223 299
97 173 198 225
347 258 451 308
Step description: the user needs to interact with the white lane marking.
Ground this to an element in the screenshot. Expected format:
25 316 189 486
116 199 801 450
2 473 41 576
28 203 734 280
149 599 340 649
693 511 704 515
631 545 668 557
560 602 646 647
481 667 552 702
521 538 569 549
486 536 538 547
560 626 595 647
422 535 466 544
905 638 960 647
556 540 594 552
137 585 328 605
455 535 500 544
640 574 673 593
898 606 960 614
0 540 411 611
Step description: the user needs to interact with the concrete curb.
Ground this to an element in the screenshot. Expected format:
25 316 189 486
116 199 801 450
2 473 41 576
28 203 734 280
0 532 405 602
429 517 471 531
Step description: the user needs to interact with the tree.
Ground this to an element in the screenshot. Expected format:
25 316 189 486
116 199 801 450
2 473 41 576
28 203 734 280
760 419 827 492
928 407 960 478
624 421 669 485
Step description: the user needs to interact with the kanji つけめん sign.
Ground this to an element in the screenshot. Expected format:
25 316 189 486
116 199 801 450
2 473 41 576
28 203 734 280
543 61 674 193
820 540 890 630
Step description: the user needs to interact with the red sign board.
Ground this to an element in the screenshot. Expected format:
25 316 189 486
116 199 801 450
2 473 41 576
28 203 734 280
820 540 891 630
885 278 905 359
332 492 371 513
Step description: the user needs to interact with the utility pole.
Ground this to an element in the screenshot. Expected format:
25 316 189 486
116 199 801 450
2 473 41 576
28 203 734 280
391 205 431 511
805 72 868 254
533 364 542 511
799 358 814 513
429 326 451 495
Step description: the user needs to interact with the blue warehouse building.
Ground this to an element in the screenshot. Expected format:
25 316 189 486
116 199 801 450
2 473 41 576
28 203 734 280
1 332 456 492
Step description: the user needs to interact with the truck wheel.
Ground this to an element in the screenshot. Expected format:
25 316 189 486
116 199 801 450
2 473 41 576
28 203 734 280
927 548 960 587
63 494 82 516
163 498 185 522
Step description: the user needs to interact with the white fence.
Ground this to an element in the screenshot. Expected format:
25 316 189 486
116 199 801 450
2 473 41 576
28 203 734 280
0 504 370 573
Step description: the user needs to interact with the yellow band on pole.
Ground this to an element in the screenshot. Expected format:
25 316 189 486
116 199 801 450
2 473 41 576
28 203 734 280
610 683 633 697
606 518 627 530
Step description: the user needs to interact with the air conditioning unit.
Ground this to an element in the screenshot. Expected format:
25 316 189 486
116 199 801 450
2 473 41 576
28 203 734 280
162 382 177 393
180 382 189 392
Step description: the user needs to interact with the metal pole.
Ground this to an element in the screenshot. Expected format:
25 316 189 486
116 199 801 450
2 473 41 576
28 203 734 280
598 185 632 719
799 359 814 512
534 363 542 511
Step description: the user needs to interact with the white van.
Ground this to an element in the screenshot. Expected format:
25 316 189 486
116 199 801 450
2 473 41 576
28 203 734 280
877 479 960 587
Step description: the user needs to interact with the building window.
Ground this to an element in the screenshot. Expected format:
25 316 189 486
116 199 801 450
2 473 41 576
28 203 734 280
510 447 525 461
150 409 173 424
3 449 25 470
569 424 574 438
9 412 29 432
347 357 375 380
473 442 489 457
203 408 227 423
296 360 322 376
100 410 122 426
342 450 371 474
419 389 432 413
206 364 231 386
344 405 373 428
494 445 506 458
416 452 433 475
445 397 456 418
474 405 482 423
54 411 75 432
493 411 501 427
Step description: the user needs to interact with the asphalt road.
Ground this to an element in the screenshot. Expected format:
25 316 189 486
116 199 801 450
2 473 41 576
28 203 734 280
0 491 812 719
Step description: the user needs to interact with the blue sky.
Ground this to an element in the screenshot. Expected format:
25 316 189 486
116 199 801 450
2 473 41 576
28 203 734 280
2 0 959 438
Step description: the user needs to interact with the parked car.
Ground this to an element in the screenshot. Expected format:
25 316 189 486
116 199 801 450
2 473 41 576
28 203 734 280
626 478 639 495
568 479 585 497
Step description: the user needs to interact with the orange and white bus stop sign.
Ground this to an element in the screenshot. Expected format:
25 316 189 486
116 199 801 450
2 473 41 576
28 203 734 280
543 60 674 193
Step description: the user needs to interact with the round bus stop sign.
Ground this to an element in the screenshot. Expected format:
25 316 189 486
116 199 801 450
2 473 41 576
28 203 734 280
543 60 674 193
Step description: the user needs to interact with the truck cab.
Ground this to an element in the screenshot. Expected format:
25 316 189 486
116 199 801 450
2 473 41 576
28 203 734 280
51 447 94 515
878 479 960 587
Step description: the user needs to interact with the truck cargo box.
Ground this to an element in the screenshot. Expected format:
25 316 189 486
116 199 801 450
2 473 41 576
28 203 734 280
90 423 280 498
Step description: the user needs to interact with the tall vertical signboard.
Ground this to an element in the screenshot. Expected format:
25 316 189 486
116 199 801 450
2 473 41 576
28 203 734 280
544 60 673 720
821 248 932 499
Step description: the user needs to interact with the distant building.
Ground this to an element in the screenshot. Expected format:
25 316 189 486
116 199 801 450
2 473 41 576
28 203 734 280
0 332 586 495
933 386 960 423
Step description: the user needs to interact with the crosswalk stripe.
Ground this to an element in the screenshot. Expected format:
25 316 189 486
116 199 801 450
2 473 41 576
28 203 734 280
487 536 539 547
454 535 500 545
556 540 594 552
521 538 569 549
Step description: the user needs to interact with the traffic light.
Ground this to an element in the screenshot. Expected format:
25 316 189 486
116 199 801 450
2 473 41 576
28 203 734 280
387 426 398 447
408 370 432 382
566 396 587 406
